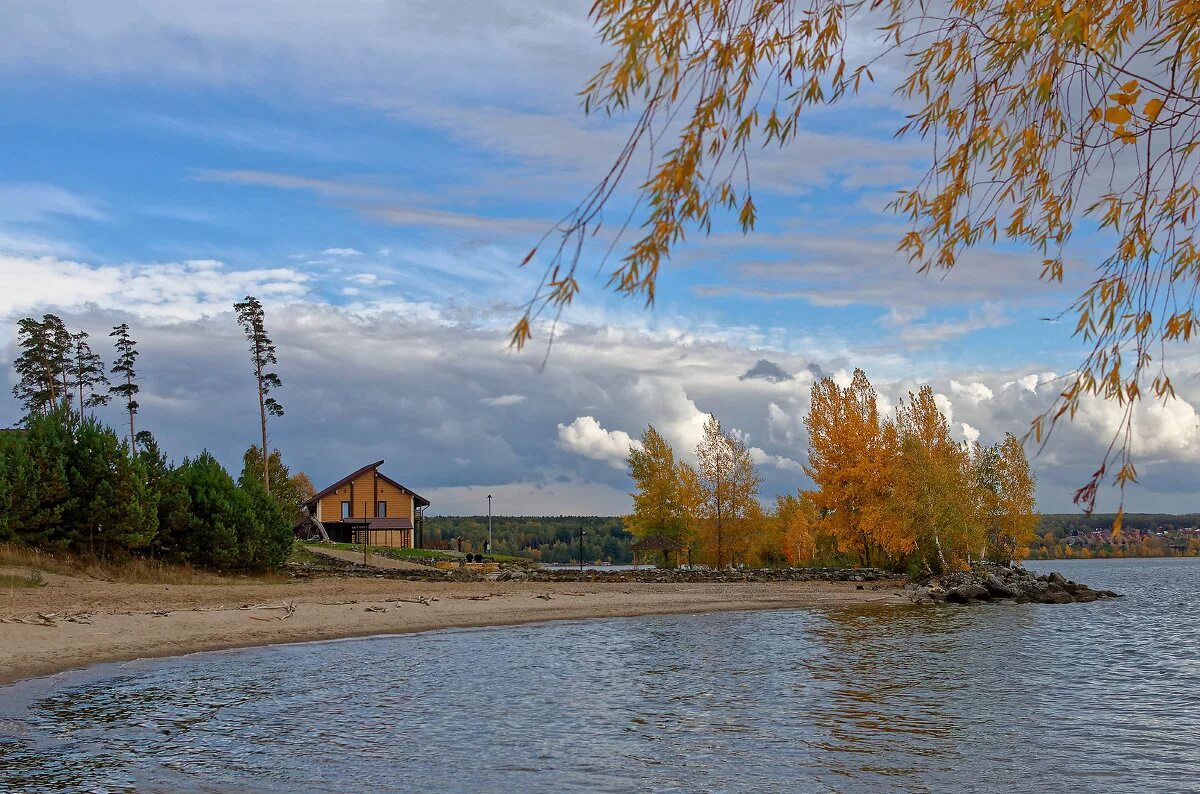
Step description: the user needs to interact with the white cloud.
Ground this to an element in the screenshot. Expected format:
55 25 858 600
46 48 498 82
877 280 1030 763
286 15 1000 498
480 394 526 407
556 416 640 469
932 393 954 425
960 423 981 445
323 247 362 257
0 254 310 321
950 380 994 405
749 446 805 472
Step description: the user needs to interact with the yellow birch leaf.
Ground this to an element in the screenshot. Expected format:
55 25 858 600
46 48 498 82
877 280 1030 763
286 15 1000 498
1104 106 1132 124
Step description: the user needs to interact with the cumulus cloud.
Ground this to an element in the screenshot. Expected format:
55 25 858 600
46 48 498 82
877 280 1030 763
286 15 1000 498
556 416 640 469
960 423 981 445
748 446 805 472
950 380 995 405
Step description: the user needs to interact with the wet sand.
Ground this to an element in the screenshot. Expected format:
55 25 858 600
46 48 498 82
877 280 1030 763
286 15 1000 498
0 569 910 686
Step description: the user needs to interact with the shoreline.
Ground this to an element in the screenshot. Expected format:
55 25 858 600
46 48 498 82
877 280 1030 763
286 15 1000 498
0 572 912 687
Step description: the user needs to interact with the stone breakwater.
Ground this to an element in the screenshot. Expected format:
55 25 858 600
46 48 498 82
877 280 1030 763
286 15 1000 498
501 563 1121 605
912 563 1122 605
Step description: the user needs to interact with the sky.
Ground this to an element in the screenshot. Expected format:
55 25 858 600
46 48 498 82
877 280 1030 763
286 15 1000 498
2 0 1198 516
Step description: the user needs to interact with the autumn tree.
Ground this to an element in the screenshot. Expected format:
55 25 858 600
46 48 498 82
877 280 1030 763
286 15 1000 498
71 330 110 416
895 386 982 572
675 458 706 566
804 369 903 566
764 491 821 567
234 296 284 494
975 433 1039 563
514 0 1200 510
240 444 314 525
695 414 762 567
109 323 140 453
625 425 691 550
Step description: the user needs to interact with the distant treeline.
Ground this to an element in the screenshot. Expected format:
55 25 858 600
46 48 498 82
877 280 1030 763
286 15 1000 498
1030 513 1200 559
424 516 634 564
1037 513 1200 537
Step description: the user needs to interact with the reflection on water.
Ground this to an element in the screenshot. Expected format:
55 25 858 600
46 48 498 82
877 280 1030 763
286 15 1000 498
2 558 1198 792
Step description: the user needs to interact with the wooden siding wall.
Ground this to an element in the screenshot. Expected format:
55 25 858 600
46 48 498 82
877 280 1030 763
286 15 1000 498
316 469 417 549
374 479 415 523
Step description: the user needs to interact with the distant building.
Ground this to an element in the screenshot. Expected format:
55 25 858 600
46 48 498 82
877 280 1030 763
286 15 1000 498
298 460 429 548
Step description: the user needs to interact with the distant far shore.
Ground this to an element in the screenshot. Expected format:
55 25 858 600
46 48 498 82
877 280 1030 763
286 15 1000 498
0 569 910 687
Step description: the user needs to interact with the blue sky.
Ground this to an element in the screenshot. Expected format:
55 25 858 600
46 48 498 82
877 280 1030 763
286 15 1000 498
2 0 1197 514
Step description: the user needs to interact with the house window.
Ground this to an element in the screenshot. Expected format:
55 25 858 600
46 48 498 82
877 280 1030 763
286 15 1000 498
377 501 388 517
341 501 351 519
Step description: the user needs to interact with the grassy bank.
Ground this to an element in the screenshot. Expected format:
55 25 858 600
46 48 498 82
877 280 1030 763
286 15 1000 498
0 543 287 585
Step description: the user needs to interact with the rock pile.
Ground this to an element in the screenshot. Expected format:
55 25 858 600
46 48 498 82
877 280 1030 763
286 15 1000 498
912 563 1120 605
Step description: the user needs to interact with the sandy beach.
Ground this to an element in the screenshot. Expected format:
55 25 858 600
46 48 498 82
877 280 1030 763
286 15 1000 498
0 569 911 686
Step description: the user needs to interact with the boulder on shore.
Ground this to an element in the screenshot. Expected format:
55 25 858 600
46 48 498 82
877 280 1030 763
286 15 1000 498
921 562 1120 605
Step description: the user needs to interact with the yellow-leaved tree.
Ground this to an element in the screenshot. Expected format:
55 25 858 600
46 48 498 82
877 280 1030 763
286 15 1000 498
625 425 691 546
895 387 983 572
770 491 822 566
974 432 1039 563
804 369 904 566
695 414 763 568
515 0 1200 510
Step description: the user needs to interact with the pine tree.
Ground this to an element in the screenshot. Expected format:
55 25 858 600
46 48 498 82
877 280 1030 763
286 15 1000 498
42 314 73 401
12 316 72 416
234 296 284 494
66 416 158 557
109 323 140 452
11 407 77 549
71 330 110 416
137 431 193 563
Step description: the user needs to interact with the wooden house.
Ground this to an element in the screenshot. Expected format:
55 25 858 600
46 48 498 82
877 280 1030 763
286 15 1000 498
299 460 430 548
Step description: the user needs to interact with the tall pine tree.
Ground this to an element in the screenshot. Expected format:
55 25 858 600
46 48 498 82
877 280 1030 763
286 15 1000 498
109 323 140 453
12 315 72 416
234 296 284 494
71 330 110 416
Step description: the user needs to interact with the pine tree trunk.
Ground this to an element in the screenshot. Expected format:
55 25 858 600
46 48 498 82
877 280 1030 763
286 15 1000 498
257 360 269 494
127 369 136 454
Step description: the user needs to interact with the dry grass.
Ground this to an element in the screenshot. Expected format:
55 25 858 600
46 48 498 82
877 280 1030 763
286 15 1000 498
0 544 289 585
0 570 46 589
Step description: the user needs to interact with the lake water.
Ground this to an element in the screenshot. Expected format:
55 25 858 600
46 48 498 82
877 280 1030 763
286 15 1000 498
2 558 1198 792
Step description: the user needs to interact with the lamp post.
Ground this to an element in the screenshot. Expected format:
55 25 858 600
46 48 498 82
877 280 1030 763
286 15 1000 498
486 494 493 555
579 525 586 573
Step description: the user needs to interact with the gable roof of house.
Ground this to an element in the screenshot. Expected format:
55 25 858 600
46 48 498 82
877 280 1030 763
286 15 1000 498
306 460 430 508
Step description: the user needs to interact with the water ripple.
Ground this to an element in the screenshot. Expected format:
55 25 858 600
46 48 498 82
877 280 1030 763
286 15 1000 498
2 558 1199 792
